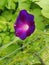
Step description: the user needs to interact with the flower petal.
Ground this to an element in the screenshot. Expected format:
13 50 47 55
14 10 35 40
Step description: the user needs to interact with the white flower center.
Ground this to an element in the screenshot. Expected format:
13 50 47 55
22 24 29 31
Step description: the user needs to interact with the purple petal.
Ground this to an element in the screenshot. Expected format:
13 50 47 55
27 25 35 36
14 9 35 40
18 10 28 22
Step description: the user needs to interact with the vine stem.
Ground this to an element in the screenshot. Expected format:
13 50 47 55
34 29 49 35
0 37 19 52
8 45 48 65
0 30 49 61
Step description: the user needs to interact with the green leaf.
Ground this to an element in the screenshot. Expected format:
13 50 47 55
41 9 49 18
18 1 31 10
35 0 49 18
3 36 10 44
0 20 7 31
2 11 13 21
30 8 45 30
0 0 6 9
5 44 20 54
35 0 49 9
33 63 42 65
5 0 16 9
31 0 39 2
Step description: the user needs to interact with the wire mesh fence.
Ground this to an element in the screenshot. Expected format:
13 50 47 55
0 0 49 65
0 32 49 65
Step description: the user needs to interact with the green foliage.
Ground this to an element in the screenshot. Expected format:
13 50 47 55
35 0 49 18
0 0 49 65
5 0 16 9
0 0 6 9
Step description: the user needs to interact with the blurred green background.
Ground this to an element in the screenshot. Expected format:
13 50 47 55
0 0 49 65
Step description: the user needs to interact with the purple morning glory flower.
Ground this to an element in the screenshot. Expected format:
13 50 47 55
14 10 35 40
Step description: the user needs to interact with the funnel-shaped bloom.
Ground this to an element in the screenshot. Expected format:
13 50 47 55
14 10 35 40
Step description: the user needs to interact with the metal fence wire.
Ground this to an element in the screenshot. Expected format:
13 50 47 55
0 31 49 65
